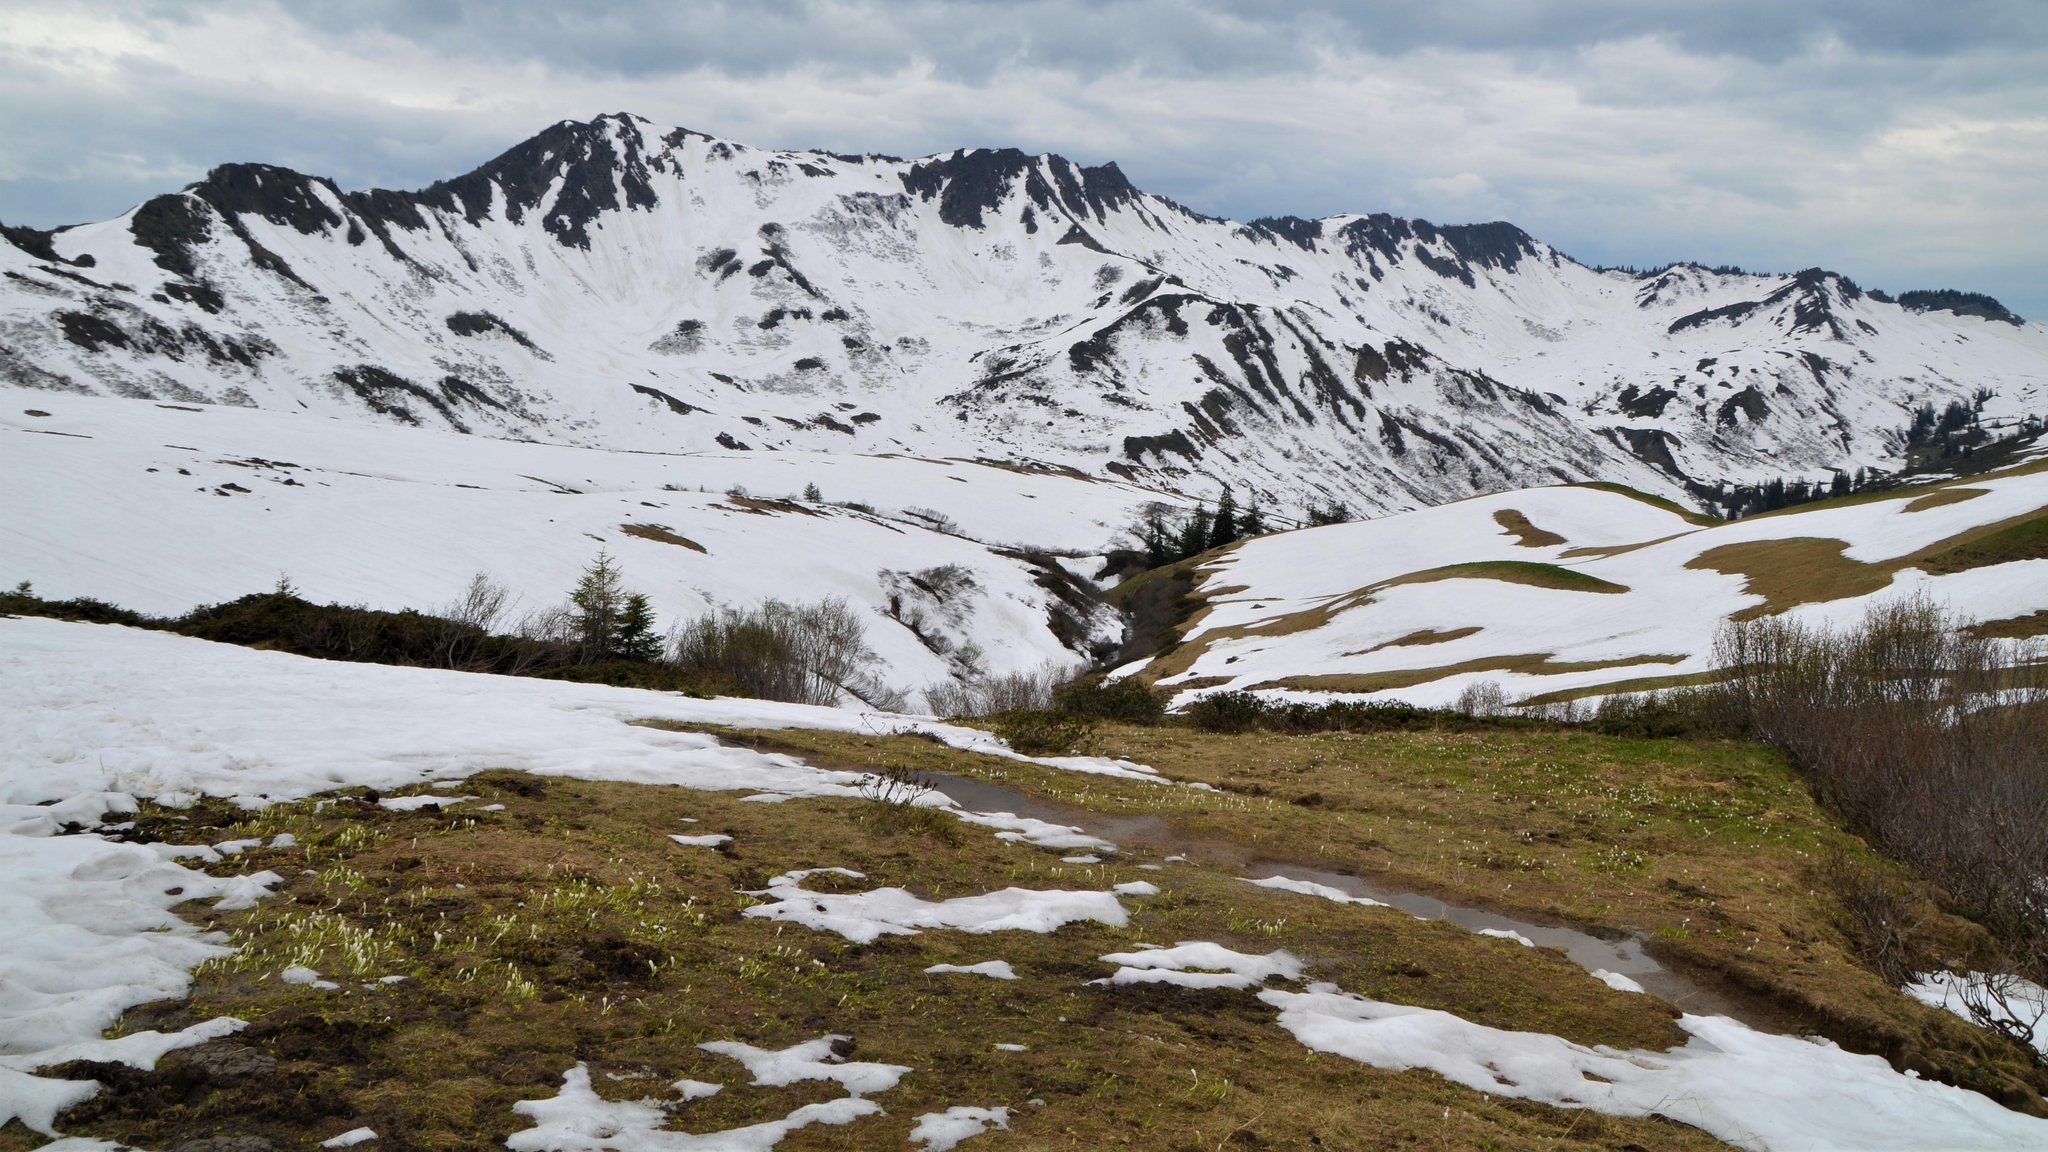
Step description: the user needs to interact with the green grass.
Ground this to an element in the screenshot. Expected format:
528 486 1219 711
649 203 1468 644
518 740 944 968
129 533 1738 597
1381 561 1629 595
1569 481 1719 525
32 721 2048 1151
1916 508 2048 574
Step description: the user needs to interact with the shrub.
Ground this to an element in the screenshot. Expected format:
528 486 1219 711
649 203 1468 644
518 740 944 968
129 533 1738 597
1454 679 1509 717
1712 594 2048 1030
0 586 153 627
989 710 1096 756
1585 689 1733 739
672 597 894 707
921 662 1075 718
1183 690 1269 733
1052 675 1167 724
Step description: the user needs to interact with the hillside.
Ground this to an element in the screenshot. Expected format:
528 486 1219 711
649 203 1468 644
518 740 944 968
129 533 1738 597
1127 456 2048 708
6 616 2048 1150
3 394 1183 694
5 113 2045 518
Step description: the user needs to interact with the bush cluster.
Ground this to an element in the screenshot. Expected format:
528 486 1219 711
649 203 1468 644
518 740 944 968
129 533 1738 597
1179 690 1532 735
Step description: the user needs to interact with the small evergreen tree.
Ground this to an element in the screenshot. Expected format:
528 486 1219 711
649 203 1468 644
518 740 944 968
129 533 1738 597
1140 510 1174 568
803 481 823 502
1176 503 1209 558
569 550 627 659
1239 500 1268 538
1306 501 1352 527
611 592 662 662
1208 487 1239 549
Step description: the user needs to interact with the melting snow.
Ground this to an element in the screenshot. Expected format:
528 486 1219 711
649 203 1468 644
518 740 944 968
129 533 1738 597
1263 983 2048 1152
1093 942 1305 990
697 1035 909 1097
923 961 1018 980
908 1105 1010 1150
745 871 1128 944
507 1063 879 1152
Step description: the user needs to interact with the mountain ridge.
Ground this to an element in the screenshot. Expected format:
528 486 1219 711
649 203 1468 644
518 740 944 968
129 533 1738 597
3 111 2043 518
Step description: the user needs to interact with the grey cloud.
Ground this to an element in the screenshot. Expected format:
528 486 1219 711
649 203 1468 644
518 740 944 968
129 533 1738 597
3 1 2042 319
259 0 2048 79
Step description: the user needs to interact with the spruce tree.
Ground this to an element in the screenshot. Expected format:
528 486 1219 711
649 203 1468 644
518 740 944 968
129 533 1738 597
569 550 627 659
1177 503 1209 559
1208 487 1239 549
611 593 663 662
1239 500 1267 538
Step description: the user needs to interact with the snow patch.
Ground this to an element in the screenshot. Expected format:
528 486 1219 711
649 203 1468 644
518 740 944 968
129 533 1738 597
909 1105 1010 1150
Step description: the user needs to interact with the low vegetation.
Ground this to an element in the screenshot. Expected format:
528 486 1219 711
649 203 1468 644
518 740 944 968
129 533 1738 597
29 764 1738 1152
706 716 2048 1117
1714 595 2048 1049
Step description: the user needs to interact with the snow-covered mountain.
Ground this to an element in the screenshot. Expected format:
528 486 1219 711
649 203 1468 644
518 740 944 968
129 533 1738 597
5 112 2043 518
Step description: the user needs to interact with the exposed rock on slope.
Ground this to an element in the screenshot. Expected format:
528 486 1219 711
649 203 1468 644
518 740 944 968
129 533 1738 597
4 113 2043 516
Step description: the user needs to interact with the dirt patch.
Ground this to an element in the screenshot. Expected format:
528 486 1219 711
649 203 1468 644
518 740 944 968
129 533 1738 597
1493 509 1566 548
1253 653 1686 695
619 522 708 552
1361 626 1484 653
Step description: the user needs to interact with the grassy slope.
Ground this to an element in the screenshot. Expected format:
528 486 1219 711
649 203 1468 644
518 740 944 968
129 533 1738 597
17 721 2046 1151
19 764 1723 1152
25 719 2038 1152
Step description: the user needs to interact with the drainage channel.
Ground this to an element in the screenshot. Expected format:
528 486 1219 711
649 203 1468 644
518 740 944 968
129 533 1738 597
920 769 1757 1024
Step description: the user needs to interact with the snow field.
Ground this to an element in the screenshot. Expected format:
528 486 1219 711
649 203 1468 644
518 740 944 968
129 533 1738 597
1157 466 2048 707
1 394 1162 692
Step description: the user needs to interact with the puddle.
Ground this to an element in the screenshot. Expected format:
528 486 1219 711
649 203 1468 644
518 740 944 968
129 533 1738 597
921 770 1759 1024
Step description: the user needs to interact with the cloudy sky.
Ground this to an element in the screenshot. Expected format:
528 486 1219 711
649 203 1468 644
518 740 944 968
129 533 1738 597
3 0 2043 317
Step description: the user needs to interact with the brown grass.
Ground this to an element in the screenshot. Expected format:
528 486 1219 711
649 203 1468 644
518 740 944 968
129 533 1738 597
1363 626 1484 653
1911 508 2048 575
1904 488 1989 513
1515 670 1731 706
1685 538 1893 621
720 724 2046 1113
724 494 820 516
1557 532 1694 560
1969 610 2048 640
1494 509 1567 548
1570 481 1718 525
620 522 709 552
1254 653 1685 695
39 761 1750 1152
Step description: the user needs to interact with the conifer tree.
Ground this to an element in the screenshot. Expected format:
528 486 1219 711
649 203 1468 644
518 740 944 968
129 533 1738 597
1239 500 1267 538
611 592 663 662
569 550 627 659
1177 503 1209 558
1208 487 1239 549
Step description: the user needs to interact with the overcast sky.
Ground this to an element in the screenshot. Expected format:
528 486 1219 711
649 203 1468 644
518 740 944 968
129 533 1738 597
3 0 2043 317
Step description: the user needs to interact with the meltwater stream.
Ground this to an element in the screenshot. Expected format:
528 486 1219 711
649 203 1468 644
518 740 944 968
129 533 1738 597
922 770 1757 1024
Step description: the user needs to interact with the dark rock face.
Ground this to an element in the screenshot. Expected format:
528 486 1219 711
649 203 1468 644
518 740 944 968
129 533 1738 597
900 148 1136 229
1669 300 1763 334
